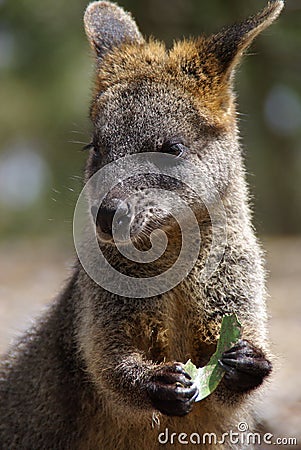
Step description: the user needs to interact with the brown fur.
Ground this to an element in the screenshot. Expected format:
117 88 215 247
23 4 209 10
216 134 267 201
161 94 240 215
0 2 283 449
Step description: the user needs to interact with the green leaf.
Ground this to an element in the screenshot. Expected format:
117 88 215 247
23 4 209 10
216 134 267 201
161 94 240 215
184 313 242 401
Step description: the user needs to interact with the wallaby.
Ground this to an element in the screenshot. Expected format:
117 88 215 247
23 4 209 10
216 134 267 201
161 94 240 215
0 1 283 449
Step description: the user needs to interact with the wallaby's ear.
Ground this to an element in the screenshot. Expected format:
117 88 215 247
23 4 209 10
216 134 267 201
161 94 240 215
206 0 284 80
84 1 144 60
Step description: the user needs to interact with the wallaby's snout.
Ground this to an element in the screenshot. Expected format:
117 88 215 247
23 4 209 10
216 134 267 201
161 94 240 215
90 173 191 248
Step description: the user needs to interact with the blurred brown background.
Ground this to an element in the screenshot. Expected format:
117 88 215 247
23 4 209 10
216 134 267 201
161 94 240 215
0 0 300 446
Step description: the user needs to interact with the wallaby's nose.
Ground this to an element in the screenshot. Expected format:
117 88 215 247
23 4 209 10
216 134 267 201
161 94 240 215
91 200 132 238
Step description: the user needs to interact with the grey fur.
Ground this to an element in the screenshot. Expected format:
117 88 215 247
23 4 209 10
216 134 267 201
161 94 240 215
84 1 144 58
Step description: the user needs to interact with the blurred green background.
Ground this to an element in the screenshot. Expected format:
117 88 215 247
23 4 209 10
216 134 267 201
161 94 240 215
0 0 300 242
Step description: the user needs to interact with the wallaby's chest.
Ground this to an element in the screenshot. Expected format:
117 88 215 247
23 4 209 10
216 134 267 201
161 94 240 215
124 288 217 366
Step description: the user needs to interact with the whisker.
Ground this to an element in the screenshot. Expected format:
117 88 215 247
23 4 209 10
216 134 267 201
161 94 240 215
68 140 90 146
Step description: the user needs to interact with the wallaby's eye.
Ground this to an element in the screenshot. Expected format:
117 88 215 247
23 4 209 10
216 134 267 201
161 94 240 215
161 141 187 158
168 143 186 157
82 138 103 160
82 141 94 152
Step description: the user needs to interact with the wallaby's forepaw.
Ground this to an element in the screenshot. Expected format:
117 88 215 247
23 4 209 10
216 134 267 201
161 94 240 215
219 339 272 393
147 363 198 416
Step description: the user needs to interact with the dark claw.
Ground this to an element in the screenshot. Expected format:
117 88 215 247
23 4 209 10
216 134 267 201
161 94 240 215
219 339 272 393
222 340 252 357
154 365 192 386
147 363 198 416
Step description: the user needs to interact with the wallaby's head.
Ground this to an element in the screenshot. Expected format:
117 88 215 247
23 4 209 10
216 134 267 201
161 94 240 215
83 1 283 247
